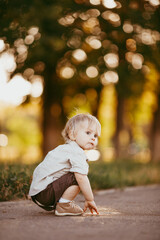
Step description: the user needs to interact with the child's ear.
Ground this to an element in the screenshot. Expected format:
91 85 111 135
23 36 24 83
69 131 76 141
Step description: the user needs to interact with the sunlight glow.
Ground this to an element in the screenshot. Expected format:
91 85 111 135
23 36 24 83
72 49 87 62
0 26 43 107
0 39 5 52
101 71 119 85
0 51 16 73
0 134 8 147
31 75 44 98
86 66 99 78
85 149 101 161
0 74 31 105
104 53 119 68
148 0 160 6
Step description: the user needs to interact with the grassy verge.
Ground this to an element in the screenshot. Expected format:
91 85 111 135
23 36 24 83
0 163 36 201
0 160 160 201
89 160 160 190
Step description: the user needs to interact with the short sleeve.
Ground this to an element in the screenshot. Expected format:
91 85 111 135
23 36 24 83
69 152 89 175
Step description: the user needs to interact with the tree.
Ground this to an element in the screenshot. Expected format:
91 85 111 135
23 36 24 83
57 0 160 159
0 0 88 154
1 0 159 160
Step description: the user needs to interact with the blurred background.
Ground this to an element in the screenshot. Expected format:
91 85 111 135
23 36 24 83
0 0 160 165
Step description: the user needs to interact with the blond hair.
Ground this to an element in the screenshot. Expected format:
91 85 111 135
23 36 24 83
62 113 101 142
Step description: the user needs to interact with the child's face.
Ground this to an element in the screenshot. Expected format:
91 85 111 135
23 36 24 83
74 120 98 150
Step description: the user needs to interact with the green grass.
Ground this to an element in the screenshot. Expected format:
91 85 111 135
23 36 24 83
0 163 36 201
88 160 160 190
0 160 160 201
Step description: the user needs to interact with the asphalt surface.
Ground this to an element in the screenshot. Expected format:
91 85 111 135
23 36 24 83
0 185 160 240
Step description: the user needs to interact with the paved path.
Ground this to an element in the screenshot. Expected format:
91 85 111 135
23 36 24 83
0 185 160 240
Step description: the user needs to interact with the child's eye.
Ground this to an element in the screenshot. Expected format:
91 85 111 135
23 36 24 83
94 134 98 138
86 131 90 135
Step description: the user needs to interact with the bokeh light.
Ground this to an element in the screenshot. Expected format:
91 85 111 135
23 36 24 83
72 49 87 62
131 53 144 69
86 36 102 49
60 66 75 79
102 11 121 27
102 0 117 9
25 35 34 45
148 0 160 6
0 47 44 106
58 15 75 26
0 39 5 52
0 51 16 73
86 66 99 78
101 71 119 85
28 26 39 36
23 68 35 78
89 0 101 5
82 17 100 33
141 29 156 45
104 53 119 68
126 39 136 51
123 21 133 33
125 52 144 69
0 134 8 147
30 75 44 98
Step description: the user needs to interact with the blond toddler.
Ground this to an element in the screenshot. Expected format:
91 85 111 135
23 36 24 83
29 113 101 216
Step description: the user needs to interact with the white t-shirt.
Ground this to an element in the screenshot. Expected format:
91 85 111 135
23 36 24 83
29 141 89 196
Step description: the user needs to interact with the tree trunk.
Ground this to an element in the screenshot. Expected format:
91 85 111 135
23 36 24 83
42 72 65 156
150 93 160 162
113 95 132 159
114 95 125 158
42 108 63 156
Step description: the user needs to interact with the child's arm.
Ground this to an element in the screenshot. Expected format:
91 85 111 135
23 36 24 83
74 172 99 214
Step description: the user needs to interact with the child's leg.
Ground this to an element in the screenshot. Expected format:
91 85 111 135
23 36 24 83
56 185 83 216
60 185 80 202
32 172 79 211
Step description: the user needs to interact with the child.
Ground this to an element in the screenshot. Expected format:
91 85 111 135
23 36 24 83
29 113 101 216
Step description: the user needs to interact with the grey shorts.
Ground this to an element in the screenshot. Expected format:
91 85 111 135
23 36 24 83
31 172 78 211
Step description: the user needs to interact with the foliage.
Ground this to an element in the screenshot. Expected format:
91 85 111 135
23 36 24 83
88 160 160 189
0 104 42 162
0 0 160 158
0 163 36 201
0 160 160 201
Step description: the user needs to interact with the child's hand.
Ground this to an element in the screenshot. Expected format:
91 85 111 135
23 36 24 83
83 200 99 214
